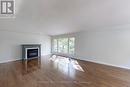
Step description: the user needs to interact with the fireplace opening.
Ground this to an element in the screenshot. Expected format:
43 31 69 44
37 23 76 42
27 48 39 58
25 47 39 59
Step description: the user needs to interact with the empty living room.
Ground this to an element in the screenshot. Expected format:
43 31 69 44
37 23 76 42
0 0 130 87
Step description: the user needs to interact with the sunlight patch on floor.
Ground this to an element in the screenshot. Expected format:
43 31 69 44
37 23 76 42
50 55 84 72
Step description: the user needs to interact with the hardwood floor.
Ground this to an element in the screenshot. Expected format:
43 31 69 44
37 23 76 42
0 56 130 87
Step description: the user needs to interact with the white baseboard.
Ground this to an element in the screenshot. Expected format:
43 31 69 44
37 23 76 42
0 58 22 64
78 58 130 70
0 54 51 64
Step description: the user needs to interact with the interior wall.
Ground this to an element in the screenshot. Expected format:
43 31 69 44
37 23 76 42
52 28 130 69
0 30 51 63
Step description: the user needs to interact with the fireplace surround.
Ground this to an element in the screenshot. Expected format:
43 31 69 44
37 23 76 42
22 44 41 60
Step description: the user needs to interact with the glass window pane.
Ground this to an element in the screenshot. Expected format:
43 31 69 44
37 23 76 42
58 38 62 53
58 38 68 53
53 39 58 52
69 37 75 54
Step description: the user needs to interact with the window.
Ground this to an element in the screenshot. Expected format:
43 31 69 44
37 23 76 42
52 37 75 55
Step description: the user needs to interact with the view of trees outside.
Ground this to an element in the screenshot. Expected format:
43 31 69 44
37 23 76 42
53 39 58 52
58 38 68 53
53 37 75 55
69 37 75 54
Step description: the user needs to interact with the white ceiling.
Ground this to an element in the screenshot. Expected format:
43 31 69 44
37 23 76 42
0 0 130 35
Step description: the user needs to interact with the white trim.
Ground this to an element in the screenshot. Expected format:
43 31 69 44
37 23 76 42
77 58 130 70
25 47 39 59
0 55 51 64
0 58 21 64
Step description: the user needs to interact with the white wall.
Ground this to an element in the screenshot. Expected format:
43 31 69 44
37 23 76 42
75 29 130 69
0 30 51 63
52 28 130 69
0 0 52 63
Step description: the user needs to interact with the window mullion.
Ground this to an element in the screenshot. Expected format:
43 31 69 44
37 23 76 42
57 39 58 53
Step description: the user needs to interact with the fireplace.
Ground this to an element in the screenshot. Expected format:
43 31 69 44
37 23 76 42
22 44 41 60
